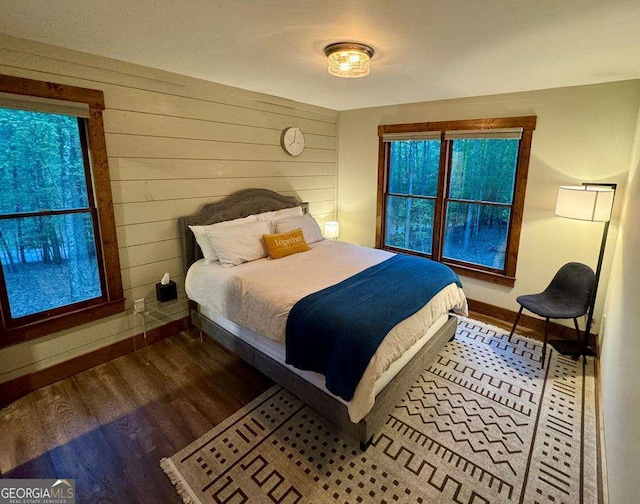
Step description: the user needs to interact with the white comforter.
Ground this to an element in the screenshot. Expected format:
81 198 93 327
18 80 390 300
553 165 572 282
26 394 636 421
186 240 467 421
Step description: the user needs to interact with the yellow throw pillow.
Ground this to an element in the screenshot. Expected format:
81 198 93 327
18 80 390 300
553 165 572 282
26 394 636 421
263 228 310 259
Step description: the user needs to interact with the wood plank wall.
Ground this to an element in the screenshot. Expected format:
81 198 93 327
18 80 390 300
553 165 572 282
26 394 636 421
0 34 337 384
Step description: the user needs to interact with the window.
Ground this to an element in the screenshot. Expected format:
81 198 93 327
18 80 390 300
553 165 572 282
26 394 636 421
0 74 124 346
377 117 536 286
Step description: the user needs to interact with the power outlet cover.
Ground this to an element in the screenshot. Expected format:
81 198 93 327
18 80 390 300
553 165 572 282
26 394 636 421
134 299 146 313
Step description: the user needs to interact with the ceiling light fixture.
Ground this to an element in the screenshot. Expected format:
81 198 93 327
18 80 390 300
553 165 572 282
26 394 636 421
324 42 374 78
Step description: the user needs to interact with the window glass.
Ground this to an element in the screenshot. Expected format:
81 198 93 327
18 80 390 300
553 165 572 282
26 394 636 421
0 213 102 318
448 139 518 204
442 202 511 269
384 195 434 254
0 108 90 213
388 140 440 197
0 107 104 320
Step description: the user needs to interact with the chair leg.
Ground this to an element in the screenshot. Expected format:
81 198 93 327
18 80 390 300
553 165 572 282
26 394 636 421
541 318 550 368
573 318 582 341
508 306 523 343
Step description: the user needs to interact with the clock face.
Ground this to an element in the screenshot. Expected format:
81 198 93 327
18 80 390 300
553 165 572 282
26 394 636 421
281 127 305 157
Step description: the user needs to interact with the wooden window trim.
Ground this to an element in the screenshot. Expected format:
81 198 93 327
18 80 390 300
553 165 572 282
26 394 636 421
376 116 536 287
0 74 124 348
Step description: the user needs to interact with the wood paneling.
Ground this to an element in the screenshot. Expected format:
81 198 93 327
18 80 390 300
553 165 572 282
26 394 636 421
116 220 182 248
112 177 336 204
101 86 337 135
0 34 337 384
109 158 335 181
118 238 182 270
105 134 336 162
103 110 337 149
0 317 189 407
120 258 184 291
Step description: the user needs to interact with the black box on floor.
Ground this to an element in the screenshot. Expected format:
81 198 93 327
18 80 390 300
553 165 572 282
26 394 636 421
156 280 177 303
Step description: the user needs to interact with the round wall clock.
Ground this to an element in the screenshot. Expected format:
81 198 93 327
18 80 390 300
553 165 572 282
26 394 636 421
281 127 306 157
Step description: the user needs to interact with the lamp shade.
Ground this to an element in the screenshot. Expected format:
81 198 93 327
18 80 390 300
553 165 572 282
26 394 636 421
324 220 339 239
555 185 615 222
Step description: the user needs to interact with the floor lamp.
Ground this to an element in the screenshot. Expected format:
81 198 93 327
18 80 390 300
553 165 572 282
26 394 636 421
551 183 616 357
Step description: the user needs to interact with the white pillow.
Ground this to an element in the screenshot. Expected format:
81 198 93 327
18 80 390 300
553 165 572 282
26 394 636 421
189 215 258 264
276 214 324 244
205 220 271 267
255 206 303 231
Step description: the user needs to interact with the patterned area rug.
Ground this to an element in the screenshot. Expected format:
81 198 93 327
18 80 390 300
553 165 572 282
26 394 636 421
161 317 599 503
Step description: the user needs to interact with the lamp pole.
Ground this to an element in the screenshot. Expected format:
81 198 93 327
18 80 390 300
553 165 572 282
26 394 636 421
582 219 609 357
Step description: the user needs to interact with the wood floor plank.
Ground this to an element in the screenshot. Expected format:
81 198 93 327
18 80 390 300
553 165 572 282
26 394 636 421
110 350 212 451
167 395 215 440
0 393 55 476
72 362 162 465
144 336 194 375
3 454 55 479
172 330 274 403
31 379 138 503
165 363 244 426
122 447 183 504
30 378 98 444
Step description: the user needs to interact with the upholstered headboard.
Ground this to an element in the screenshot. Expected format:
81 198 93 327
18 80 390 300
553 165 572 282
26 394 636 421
179 188 309 273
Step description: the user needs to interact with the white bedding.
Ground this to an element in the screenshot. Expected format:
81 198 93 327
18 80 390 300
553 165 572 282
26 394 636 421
185 240 468 422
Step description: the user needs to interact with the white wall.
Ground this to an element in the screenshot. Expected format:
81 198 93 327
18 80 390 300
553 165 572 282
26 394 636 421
0 34 337 383
337 81 640 325
600 103 640 504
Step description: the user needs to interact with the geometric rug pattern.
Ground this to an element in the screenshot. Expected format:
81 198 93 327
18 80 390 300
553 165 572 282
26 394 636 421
161 317 599 503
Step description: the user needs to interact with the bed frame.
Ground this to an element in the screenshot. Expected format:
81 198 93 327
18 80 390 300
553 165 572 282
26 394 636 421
179 188 457 449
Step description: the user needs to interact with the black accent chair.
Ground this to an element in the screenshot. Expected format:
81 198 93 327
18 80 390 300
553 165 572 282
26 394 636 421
508 262 595 367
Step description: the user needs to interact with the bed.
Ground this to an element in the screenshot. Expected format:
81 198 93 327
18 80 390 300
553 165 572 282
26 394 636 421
180 188 467 449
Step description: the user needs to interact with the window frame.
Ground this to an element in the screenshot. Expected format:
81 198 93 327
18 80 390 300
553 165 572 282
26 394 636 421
0 74 125 347
376 116 537 287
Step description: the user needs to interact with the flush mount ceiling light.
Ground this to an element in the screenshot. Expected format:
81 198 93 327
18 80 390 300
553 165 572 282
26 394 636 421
324 42 374 78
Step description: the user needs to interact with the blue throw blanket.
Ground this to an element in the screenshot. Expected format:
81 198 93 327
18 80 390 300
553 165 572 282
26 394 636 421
285 254 462 401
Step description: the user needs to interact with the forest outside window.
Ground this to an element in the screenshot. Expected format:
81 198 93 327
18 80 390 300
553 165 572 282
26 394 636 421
0 74 124 346
377 117 536 286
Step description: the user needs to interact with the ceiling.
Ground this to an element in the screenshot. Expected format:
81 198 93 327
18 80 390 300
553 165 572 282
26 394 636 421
1 0 639 110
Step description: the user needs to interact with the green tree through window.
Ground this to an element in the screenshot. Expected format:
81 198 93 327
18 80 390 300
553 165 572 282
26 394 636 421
385 140 440 254
443 138 519 270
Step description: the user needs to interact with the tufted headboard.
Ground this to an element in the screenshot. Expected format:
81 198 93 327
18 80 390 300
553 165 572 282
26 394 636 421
179 188 309 273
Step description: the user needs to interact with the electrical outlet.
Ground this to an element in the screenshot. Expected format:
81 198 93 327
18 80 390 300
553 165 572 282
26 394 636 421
134 298 146 314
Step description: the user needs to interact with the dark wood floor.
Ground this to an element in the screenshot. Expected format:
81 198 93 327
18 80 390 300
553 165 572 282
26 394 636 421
0 313 546 503
0 330 273 503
